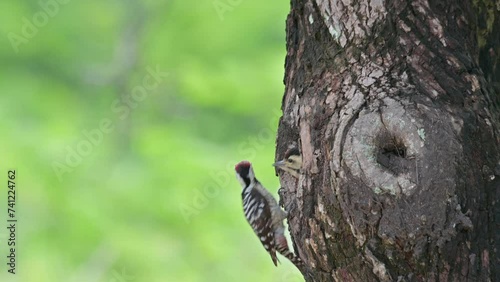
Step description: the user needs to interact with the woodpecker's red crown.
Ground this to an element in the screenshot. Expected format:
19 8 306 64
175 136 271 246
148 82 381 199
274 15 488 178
235 161 251 177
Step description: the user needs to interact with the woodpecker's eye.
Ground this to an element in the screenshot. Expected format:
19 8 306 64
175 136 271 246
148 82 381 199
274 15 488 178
287 159 294 163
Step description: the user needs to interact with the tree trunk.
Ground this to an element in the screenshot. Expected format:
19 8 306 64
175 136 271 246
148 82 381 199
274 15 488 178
276 0 499 281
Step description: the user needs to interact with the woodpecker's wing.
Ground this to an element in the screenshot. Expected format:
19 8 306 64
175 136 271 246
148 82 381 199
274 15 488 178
242 186 279 266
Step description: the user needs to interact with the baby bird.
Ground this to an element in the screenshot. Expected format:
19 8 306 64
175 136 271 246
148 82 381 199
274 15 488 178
273 147 302 178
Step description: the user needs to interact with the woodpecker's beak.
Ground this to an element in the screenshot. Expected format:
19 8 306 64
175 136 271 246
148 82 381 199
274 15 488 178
272 160 285 167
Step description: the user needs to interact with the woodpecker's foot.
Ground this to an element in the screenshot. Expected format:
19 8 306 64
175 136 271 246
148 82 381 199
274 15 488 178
278 187 286 208
284 201 296 215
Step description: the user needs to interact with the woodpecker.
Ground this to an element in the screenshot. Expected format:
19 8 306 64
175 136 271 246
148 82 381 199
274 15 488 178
273 147 302 178
234 161 303 269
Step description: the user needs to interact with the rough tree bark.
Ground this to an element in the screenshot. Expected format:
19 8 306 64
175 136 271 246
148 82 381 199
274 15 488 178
275 0 499 281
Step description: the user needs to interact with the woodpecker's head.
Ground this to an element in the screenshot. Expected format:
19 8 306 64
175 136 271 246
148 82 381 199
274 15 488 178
235 161 256 188
273 147 302 177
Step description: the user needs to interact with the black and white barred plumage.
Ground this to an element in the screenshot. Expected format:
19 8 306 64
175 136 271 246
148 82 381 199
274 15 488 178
235 161 303 269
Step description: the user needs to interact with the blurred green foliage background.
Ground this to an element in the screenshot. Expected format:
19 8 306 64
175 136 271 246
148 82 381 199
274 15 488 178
0 0 303 281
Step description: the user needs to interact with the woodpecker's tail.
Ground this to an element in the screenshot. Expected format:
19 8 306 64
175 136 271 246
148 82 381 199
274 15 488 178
275 235 303 269
269 249 279 266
